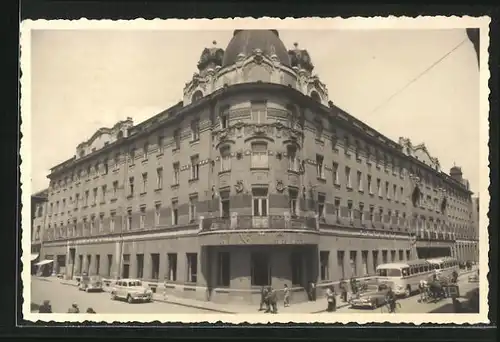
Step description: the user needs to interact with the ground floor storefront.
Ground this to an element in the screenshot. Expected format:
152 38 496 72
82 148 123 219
40 232 420 304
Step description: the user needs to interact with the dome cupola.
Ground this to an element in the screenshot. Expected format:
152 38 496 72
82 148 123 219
222 29 291 68
197 40 225 71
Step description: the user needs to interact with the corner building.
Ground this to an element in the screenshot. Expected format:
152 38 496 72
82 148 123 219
38 30 477 304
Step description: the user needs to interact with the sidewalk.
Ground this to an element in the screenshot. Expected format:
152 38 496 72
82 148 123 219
39 266 478 315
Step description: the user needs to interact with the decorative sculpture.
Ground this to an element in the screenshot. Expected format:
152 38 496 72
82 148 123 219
235 180 244 193
276 180 285 193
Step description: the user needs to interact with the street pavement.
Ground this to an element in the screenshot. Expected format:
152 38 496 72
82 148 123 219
31 277 208 314
30 267 478 315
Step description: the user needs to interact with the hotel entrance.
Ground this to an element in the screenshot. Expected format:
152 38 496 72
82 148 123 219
250 252 271 286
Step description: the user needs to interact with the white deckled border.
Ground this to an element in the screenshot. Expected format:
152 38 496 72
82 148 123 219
20 16 491 325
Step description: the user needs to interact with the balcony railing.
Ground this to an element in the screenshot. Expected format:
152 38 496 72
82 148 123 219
199 215 318 232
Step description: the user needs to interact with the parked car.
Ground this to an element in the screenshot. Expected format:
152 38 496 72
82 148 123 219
78 275 103 292
350 282 392 310
110 279 153 303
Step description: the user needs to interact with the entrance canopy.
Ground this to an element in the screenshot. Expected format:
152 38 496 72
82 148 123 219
30 253 39 262
35 259 54 267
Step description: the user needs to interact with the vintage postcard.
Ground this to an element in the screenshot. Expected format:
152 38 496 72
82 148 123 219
20 16 490 324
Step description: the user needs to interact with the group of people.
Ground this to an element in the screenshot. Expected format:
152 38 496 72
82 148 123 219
418 270 459 303
37 300 96 314
259 286 280 313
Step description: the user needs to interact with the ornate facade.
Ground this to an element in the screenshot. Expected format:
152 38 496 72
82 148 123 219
33 30 478 304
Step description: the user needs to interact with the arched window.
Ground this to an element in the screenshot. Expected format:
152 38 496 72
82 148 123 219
287 145 299 172
192 90 203 102
310 91 321 102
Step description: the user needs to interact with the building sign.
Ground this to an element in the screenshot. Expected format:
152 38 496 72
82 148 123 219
213 231 317 246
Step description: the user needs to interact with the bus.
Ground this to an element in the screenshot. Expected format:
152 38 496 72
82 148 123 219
426 257 460 280
376 259 433 297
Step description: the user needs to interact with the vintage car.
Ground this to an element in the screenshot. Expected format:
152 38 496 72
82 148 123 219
110 279 153 303
78 275 103 292
349 282 392 309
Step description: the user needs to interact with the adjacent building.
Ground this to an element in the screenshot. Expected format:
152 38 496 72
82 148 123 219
31 189 48 273
33 30 477 303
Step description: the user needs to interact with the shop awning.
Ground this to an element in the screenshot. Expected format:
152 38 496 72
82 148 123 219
30 253 39 261
35 259 54 267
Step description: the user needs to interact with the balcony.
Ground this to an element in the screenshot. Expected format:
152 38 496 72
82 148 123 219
198 215 320 246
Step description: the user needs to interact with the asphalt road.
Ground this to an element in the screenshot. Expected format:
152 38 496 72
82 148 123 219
31 278 208 314
336 275 479 314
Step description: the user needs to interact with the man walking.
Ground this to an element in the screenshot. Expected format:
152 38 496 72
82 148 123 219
259 286 269 311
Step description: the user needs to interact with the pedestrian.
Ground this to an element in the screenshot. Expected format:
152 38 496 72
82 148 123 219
350 276 358 297
308 281 317 301
283 284 291 307
451 270 458 284
86 307 96 313
259 286 269 311
38 300 52 313
326 285 337 312
68 303 80 313
339 279 348 303
267 286 278 314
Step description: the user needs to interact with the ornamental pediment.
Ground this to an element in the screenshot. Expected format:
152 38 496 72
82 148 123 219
398 137 440 171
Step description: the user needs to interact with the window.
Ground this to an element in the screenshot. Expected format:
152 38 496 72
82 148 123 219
347 200 353 222
173 129 181 150
62 199 66 212
220 147 231 172
112 181 118 198
355 141 361 160
337 251 345 279
350 251 357 277
128 177 134 197
359 203 365 222
385 181 390 199
289 189 298 216
155 168 163 190
387 210 392 224
167 253 177 281
114 152 120 170
107 254 113 276
372 251 379 274
369 205 374 223
217 252 230 287
345 166 352 188
220 107 229 129
251 252 270 286
191 120 200 141
401 186 405 202
367 175 373 194
317 194 326 218
110 212 115 232
332 162 339 185
377 178 382 197
129 148 136 164
155 203 161 225
189 195 198 223
151 253 160 280
186 253 198 283
139 206 146 229
320 251 329 281
287 146 299 172
90 216 95 234
334 198 340 218
315 119 323 140
126 209 132 230
361 251 368 276
143 142 149 160
251 101 267 124
252 188 268 217
357 171 363 191
399 250 404 261
141 173 148 193
92 188 98 205
101 185 107 203
191 155 199 180
316 155 324 178
171 200 178 225
158 136 164 154
220 191 230 218
97 214 103 232
344 136 350 155
251 143 268 168
379 207 384 223
136 254 144 279
173 163 180 185
95 255 101 275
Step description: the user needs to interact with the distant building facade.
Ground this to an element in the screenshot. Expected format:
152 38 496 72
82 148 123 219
31 189 48 272
34 30 477 303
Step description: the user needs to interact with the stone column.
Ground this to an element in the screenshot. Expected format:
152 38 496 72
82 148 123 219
143 253 152 281
82 254 89 275
66 247 73 280
356 250 364 277
52 256 59 276
367 250 374 275
345 251 353 278
197 247 208 287
114 241 121 279
130 254 138 279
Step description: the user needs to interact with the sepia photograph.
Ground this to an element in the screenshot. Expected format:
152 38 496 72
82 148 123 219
20 17 490 324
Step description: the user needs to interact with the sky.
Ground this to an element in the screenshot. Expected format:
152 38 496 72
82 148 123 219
29 28 480 194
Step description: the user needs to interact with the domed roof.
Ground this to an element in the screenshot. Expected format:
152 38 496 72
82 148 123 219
222 30 291 68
